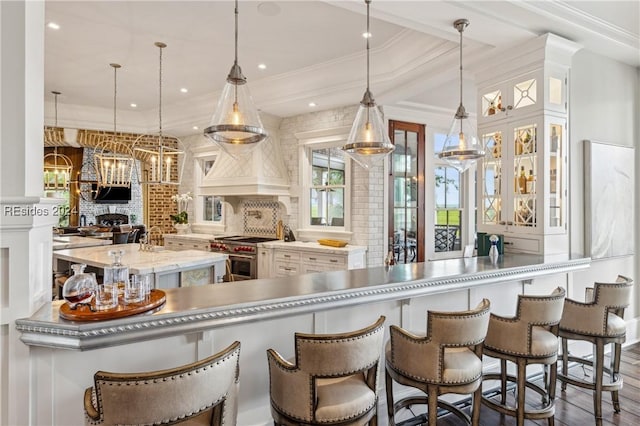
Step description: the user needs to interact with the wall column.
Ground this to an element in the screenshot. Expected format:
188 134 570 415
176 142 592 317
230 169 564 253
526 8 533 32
0 1 59 425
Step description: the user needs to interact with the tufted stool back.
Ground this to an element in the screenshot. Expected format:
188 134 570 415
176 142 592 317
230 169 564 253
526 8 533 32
84 341 240 425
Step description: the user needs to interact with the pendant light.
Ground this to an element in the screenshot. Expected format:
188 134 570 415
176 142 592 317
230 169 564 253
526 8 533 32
134 42 185 185
43 91 74 192
341 0 394 169
94 63 136 188
204 0 268 158
437 19 485 172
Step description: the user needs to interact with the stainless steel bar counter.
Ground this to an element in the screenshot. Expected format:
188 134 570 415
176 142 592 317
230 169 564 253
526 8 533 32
18 253 588 350
15 253 589 426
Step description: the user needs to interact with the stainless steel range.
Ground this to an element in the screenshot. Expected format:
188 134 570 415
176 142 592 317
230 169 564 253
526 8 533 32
210 236 278 281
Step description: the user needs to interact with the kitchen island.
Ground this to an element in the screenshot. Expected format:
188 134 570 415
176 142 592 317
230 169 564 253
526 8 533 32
17 253 589 425
52 235 112 250
53 243 228 288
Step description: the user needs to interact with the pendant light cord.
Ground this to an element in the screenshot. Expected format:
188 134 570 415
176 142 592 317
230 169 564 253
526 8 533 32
112 65 118 135
53 91 60 157
234 0 239 105
458 24 463 108
366 0 370 93
158 44 163 138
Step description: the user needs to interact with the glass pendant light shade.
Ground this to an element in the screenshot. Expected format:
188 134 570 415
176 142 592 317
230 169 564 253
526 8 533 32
204 66 267 158
204 0 267 158
440 104 484 172
343 91 394 169
341 0 394 169
438 18 484 172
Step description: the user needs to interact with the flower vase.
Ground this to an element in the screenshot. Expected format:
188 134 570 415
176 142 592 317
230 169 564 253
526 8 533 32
174 223 190 234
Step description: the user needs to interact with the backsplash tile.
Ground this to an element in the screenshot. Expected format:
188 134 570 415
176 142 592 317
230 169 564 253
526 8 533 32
243 200 279 236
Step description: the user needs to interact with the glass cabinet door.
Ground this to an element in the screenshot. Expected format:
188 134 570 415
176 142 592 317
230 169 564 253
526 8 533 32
547 119 565 230
512 123 537 229
481 130 504 226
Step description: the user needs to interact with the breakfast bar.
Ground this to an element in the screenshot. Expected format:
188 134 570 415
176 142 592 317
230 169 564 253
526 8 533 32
16 254 589 425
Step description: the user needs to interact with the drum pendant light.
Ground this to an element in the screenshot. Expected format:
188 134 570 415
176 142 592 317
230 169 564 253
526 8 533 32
437 19 485 172
43 91 73 192
204 0 268 158
341 0 394 169
134 42 185 185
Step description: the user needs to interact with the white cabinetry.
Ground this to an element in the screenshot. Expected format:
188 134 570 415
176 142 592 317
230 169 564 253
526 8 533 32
476 34 579 256
259 242 367 278
164 234 213 251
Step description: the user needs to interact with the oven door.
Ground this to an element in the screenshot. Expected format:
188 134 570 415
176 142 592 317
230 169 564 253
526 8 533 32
228 254 256 281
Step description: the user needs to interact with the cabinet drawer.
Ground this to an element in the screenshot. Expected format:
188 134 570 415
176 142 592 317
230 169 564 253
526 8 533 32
301 253 346 267
504 236 539 253
275 251 300 262
165 239 209 251
274 261 300 277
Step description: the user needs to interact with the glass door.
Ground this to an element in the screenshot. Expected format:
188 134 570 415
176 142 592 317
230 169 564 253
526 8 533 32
388 120 424 263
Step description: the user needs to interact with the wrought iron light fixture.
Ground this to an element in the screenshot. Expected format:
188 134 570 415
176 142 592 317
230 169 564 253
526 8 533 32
341 0 394 169
43 91 73 192
204 0 268 158
134 42 185 185
94 63 136 188
437 19 485 172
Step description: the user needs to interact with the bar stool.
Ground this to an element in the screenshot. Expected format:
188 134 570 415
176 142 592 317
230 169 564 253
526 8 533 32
481 287 566 426
83 341 240 425
385 299 491 425
267 316 385 425
558 275 633 426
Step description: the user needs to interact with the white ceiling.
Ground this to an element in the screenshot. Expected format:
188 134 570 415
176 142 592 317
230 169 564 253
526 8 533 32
44 0 639 137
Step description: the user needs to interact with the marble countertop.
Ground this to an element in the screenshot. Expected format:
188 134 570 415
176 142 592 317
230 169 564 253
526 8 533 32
259 240 368 254
52 236 112 250
53 243 228 275
18 253 589 350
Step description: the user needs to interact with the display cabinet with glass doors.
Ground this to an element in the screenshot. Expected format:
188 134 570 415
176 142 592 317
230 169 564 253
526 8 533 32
475 34 578 255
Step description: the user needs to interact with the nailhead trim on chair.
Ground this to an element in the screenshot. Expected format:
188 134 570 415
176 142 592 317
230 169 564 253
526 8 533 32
561 299 627 337
88 346 240 425
269 318 385 424
485 291 565 357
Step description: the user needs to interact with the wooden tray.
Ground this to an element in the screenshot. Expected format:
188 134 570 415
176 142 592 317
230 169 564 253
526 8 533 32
59 289 166 321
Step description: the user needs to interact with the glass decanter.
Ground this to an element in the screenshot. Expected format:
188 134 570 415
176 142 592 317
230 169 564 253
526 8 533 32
104 249 129 296
62 264 97 308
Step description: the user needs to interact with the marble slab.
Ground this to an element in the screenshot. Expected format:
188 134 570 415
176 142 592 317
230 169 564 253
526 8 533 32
162 233 221 242
53 243 228 275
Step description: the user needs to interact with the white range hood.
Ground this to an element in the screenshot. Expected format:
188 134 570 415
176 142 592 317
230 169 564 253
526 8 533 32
201 136 290 198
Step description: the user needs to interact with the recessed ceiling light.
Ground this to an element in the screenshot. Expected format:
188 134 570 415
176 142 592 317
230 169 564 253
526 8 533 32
180 88 188 93
130 103 137 108
308 102 317 107
362 32 372 39
47 22 60 30
192 126 199 130
258 63 267 70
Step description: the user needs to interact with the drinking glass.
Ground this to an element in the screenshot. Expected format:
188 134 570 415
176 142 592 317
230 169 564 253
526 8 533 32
132 274 152 300
124 278 143 304
95 282 118 310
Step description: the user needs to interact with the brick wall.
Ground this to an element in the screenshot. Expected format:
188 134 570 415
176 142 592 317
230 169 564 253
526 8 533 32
70 128 179 235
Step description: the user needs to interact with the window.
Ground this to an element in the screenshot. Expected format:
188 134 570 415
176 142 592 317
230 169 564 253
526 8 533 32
434 133 462 253
194 156 223 224
309 147 345 227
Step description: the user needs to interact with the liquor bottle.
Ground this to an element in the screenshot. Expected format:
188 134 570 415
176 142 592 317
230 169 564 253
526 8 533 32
385 237 396 267
526 170 535 194
518 166 527 194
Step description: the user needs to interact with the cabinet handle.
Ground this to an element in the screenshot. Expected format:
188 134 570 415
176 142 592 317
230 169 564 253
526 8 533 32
499 221 507 225
330 259 338 263
309 257 316 261
283 254 290 258
504 241 514 245
284 267 292 271
499 105 513 112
